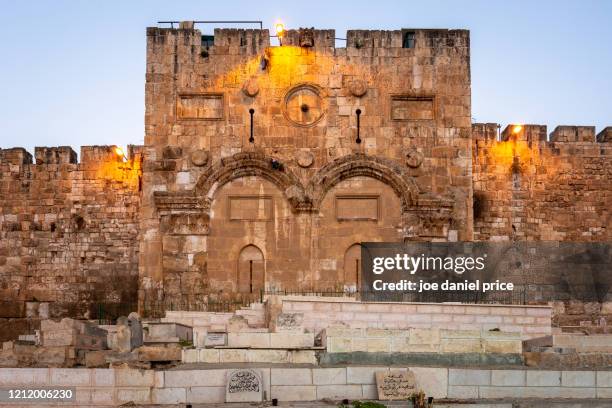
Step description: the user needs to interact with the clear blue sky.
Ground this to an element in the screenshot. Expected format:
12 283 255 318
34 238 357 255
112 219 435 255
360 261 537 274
1 0 610 155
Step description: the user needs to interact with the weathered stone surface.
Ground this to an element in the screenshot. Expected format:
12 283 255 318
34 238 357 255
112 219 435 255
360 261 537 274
225 369 263 402
136 345 181 361
375 370 416 400
1 22 610 335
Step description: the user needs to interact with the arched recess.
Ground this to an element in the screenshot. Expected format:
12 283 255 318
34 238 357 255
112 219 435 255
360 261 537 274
195 152 309 212
237 245 265 294
344 243 362 290
314 176 403 289
205 175 305 292
308 154 419 212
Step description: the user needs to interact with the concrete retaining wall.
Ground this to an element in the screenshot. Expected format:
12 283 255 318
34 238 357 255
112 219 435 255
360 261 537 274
281 298 552 339
1 366 611 404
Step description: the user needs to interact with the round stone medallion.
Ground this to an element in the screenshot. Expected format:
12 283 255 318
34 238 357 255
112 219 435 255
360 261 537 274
242 78 259 97
296 150 314 168
349 79 367 97
283 84 325 127
405 148 424 168
191 149 210 167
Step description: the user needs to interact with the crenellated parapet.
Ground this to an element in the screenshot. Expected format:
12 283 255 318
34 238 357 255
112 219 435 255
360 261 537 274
0 145 143 167
472 123 611 242
0 144 144 332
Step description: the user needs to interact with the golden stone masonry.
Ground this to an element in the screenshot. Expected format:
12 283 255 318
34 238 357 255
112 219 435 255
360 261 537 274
0 24 610 341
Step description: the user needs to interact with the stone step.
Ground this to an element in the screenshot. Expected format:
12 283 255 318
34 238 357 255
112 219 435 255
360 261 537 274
228 332 315 349
182 348 317 365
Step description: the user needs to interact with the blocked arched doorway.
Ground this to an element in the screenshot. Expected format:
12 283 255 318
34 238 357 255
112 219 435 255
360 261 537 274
344 244 361 290
237 245 265 294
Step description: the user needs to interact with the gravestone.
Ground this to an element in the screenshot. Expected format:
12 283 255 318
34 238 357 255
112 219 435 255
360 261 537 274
275 313 304 332
205 332 227 347
226 369 263 402
128 312 143 349
111 317 131 352
375 370 416 401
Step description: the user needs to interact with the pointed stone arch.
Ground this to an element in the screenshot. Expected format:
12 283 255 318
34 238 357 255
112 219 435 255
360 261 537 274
308 153 419 212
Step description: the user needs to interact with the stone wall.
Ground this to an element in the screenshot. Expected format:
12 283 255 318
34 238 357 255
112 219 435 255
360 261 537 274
322 327 522 354
2 366 612 404
0 146 142 341
472 124 611 242
141 26 472 307
280 297 551 339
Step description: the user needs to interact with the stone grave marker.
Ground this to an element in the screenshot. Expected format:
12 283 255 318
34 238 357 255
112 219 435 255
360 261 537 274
275 312 304 332
205 332 227 347
226 369 263 402
375 370 416 401
128 312 143 349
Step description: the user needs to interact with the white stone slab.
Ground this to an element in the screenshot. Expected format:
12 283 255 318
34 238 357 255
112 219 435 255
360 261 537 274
225 369 263 402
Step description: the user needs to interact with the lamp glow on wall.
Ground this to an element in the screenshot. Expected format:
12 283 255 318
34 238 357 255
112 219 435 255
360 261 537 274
275 21 285 46
114 146 127 161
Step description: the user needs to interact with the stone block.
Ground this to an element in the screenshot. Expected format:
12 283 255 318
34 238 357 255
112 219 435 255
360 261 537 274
562 370 595 387
289 350 317 364
275 313 305 332
164 369 227 387
596 371 612 387
204 332 227 347
115 368 155 387
447 385 478 399
440 329 480 339
271 385 316 401
50 368 91 386
328 337 352 353
597 388 612 398
376 370 416 400
219 349 247 363
92 368 114 386
313 368 346 385
85 350 110 368
490 370 525 386
441 338 482 353
366 337 390 352
526 370 561 387
116 388 150 404
347 366 387 385
137 345 181 361
483 339 522 353
152 387 187 404
270 333 314 348
187 386 226 403
317 384 363 399
199 348 220 363
227 332 270 348
410 367 448 399
165 369 227 387
91 388 114 404
0 368 49 386
247 349 288 363
361 384 378 399
271 368 312 386
182 348 198 363
226 369 263 402
449 369 490 386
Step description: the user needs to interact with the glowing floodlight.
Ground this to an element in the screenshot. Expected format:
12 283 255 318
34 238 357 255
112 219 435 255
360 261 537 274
512 125 523 134
275 22 285 37
114 146 127 161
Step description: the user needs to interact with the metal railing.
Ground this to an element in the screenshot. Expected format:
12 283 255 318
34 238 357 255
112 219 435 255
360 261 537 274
157 20 263 29
90 283 604 322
